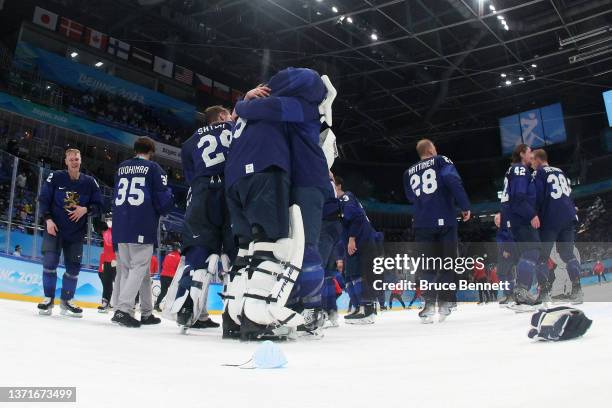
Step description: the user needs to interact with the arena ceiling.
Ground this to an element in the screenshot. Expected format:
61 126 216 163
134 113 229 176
4 0 612 160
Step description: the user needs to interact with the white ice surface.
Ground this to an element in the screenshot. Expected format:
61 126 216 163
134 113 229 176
0 290 610 408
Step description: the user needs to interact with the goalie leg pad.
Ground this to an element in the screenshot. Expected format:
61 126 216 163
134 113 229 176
241 205 305 328
223 246 251 326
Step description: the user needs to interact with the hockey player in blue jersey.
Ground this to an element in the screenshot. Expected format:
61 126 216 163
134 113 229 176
335 177 384 324
171 106 236 332
37 148 102 317
531 149 583 304
494 211 517 305
500 144 541 310
403 139 471 323
223 68 337 340
319 172 343 327
111 137 174 327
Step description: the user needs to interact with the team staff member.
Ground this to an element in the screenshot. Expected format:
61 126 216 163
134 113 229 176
37 148 102 317
98 213 116 313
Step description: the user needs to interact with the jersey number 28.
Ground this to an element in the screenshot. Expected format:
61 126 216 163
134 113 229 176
410 168 438 197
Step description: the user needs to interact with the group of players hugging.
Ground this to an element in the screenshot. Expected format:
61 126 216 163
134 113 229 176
35 67 386 340
33 65 584 338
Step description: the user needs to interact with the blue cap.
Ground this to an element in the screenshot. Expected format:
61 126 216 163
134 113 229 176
252 340 287 369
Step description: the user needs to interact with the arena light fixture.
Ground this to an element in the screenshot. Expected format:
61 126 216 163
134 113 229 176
95 61 104 67
559 26 611 47
347 16 353 23
531 63 537 67
500 73 507 77
70 51 78 58
505 80 511 85
370 33 378 41
497 15 504 20
489 5 496 12
519 76 524 81
332 6 338 13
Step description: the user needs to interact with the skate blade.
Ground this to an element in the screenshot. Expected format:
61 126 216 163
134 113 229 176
420 316 434 324
97 309 109 314
298 330 325 340
38 310 52 316
438 314 451 323
179 326 189 335
508 304 536 313
60 309 83 318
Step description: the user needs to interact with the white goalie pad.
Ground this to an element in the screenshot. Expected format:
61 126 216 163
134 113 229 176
162 257 185 321
241 205 306 328
319 128 338 169
189 254 218 322
223 246 252 325
319 75 337 126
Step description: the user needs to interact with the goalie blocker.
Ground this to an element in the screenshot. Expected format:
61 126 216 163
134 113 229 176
528 307 592 341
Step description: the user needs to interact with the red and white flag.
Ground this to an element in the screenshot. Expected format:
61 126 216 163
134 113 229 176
59 17 83 41
32 6 58 31
174 65 193 85
195 73 212 93
84 27 108 50
214 82 230 100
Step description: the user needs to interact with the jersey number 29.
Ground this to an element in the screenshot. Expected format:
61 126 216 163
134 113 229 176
198 129 232 167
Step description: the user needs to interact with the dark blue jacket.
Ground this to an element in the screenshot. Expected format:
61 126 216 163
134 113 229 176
182 121 233 184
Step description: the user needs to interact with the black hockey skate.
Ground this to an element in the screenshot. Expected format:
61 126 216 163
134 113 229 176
60 299 83 318
418 300 436 324
141 314 161 325
568 278 584 305
111 310 141 328
176 296 194 328
297 308 326 331
239 315 289 342
191 318 220 329
344 303 376 325
507 285 538 313
98 298 110 314
37 297 54 316
535 281 552 307
438 301 452 323
222 309 241 339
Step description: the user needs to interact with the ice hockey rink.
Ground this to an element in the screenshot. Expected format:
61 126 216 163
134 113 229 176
1 288 610 408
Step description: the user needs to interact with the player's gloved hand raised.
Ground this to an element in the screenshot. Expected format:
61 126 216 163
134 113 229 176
46 219 58 236
462 210 471 222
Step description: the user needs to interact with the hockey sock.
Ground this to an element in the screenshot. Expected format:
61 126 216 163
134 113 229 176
61 263 80 300
42 251 60 298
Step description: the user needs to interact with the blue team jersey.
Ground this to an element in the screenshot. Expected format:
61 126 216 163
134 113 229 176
403 155 470 228
112 157 174 246
340 191 380 246
500 163 536 227
322 178 341 219
533 165 577 229
181 121 233 184
38 170 102 242
228 67 329 190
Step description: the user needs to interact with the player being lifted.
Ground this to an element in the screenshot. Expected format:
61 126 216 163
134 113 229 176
171 106 236 332
500 144 541 311
37 148 102 317
403 139 471 323
532 149 583 304
111 137 174 327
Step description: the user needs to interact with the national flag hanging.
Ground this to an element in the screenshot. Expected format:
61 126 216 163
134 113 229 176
58 17 84 41
32 6 58 31
174 65 193 85
131 47 153 68
83 27 108 50
107 37 130 60
153 56 173 78
214 81 230 100
195 73 213 93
